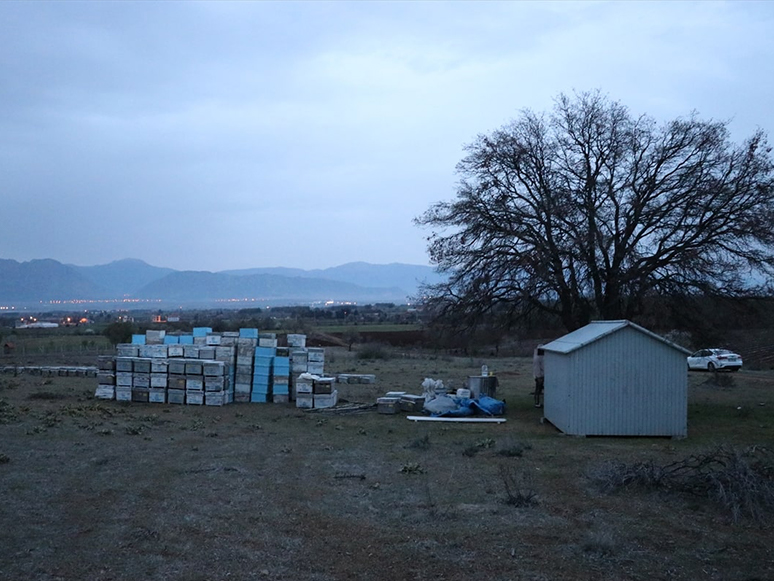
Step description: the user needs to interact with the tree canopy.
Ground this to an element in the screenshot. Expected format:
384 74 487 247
417 91 774 331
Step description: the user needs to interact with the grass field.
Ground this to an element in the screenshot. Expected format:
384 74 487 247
0 347 772 580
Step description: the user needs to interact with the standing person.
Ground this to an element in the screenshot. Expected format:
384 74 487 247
533 345 545 408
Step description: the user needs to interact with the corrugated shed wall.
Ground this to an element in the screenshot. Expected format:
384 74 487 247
545 326 687 437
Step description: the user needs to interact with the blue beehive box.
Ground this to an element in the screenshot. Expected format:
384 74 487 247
164 335 180 345
131 334 146 345
239 328 259 339
273 357 290 373
254 356 273 370
272 383 289 395
193 327 212 338
254 346 274 358
250 392 269 403
252 373 270 385
179 335 194 345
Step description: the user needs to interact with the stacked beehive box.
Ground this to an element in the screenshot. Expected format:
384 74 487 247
272 348 290 403
94 330 327 408
235 329 258 403
95 356 116 399
252 345 273 403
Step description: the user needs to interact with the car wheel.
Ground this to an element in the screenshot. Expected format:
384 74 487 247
707 362 715 372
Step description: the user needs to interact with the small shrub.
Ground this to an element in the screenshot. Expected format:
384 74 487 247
499 464 538 507
588 460 666 494
462 446 479 457
407 434 431 450
0 453 10 464
400 462 425 475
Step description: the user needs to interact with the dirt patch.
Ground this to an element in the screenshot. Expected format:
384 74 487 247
0 349 773 580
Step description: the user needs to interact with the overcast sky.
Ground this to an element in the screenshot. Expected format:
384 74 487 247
1 1 772 272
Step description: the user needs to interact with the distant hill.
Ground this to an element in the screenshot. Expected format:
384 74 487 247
0 258 105 301
0 258 442 306
135 271 408 303
71 258 175 295
221 261 444 298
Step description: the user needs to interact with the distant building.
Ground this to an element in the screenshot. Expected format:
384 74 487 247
542 320 690 437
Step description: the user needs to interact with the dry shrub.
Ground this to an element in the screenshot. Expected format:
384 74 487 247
589 445 774 522
407 434 431 450
499 464 538 507
497 439 532 458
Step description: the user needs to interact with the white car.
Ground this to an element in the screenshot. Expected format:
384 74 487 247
687 348 743 372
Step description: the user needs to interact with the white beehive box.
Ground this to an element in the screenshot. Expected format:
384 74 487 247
132 374 150 388
287 334 307 348
116 387 132 402
149 389 166 403
205 392 225 406
205 376 225 391
168 345 185 358
307 348 325 363
307 362 324 375
145 330 166 344
186 391 204 405
94 386 115 400
186 377 204 391
116 344 140 357
116 372 133 387
295 393 313 409
314 390 338 409
151 359 168 373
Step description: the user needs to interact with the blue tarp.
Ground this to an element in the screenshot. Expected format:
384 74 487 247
426 394 506 418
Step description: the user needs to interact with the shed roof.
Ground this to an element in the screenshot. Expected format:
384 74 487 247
542 320 691 355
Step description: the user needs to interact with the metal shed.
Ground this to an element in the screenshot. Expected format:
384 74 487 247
542 320 690 437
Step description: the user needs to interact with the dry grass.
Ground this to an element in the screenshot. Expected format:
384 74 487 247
0 347 772 581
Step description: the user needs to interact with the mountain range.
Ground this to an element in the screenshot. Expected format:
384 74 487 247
0 258 445 308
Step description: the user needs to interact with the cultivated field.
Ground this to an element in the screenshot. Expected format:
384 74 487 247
1 347 772 581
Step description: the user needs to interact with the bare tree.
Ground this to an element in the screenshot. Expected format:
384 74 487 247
416 91 774 331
